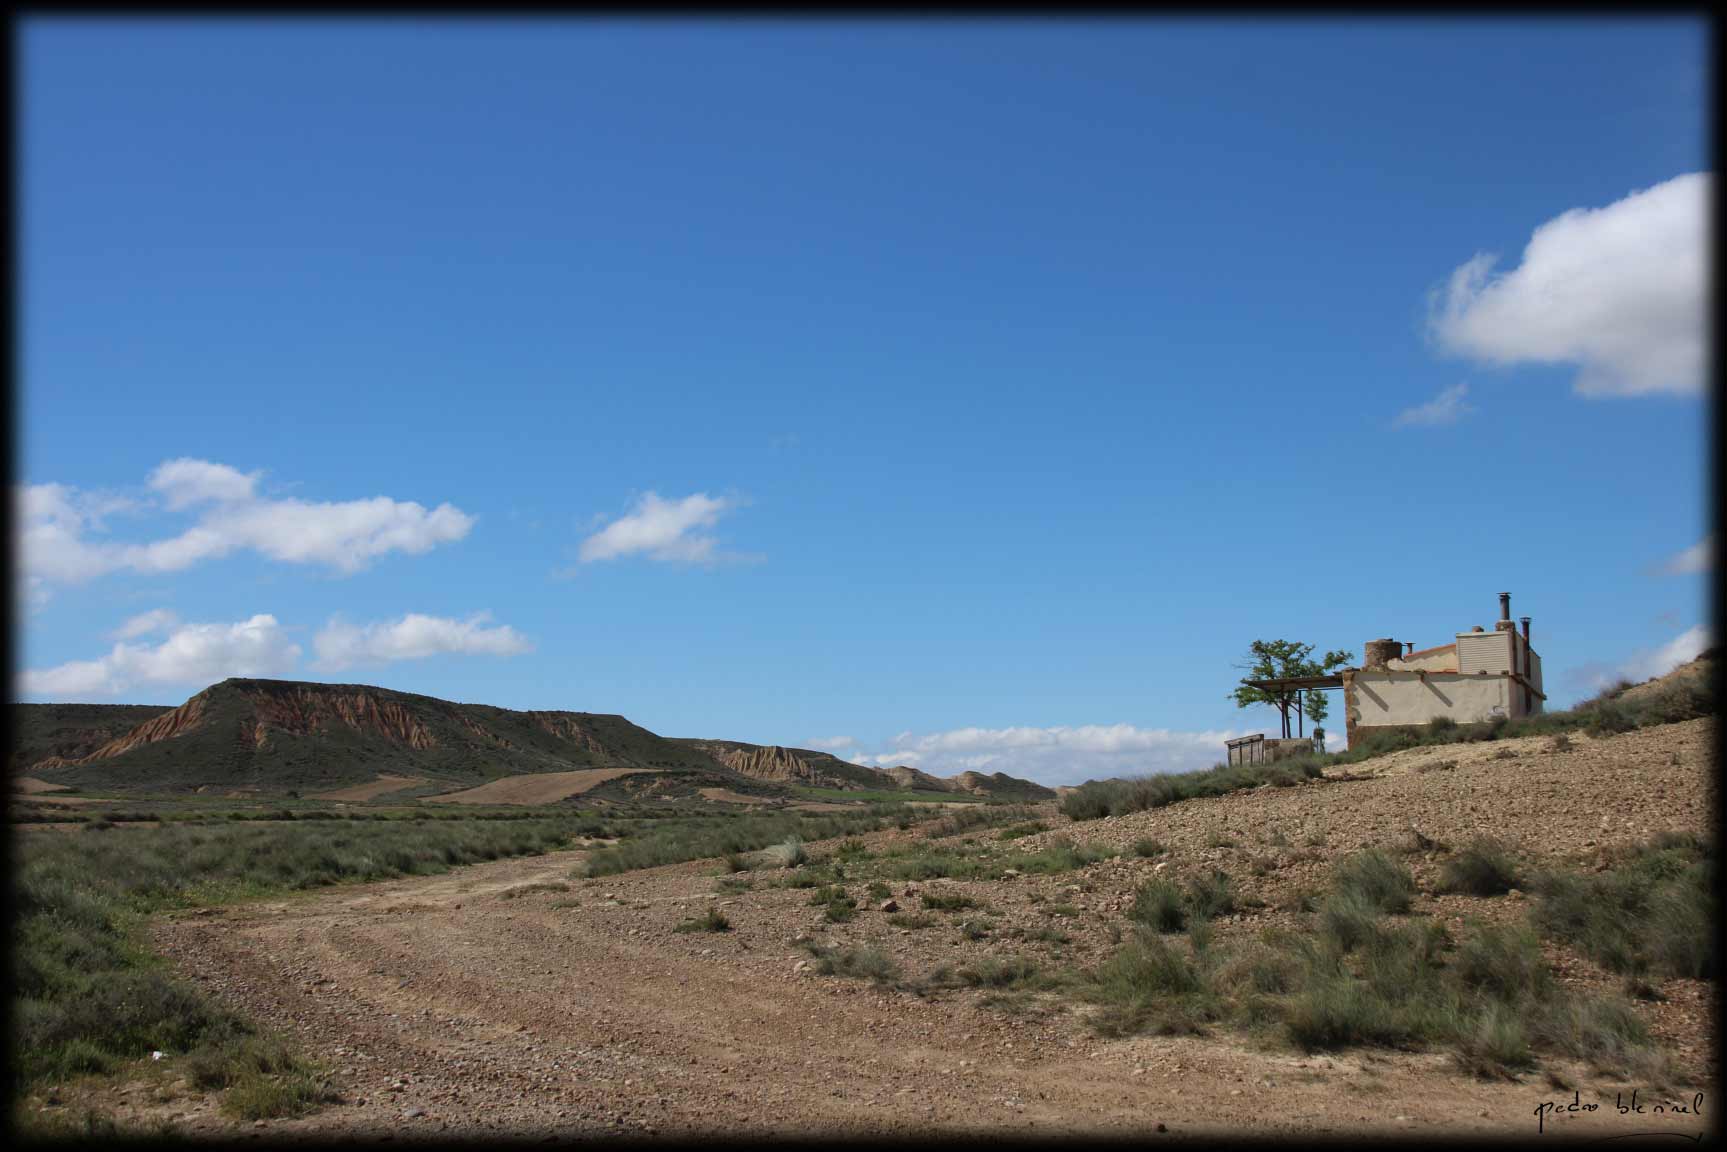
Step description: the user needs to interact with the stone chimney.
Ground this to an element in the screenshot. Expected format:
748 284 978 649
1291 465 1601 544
1363 638 1402 670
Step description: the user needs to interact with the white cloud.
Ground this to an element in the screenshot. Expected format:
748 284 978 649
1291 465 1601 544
1662 536 1711 575
148 458 259 509
110 608 180 640
17 483 131 589
847 723 1248 788
16 460 476 600
18 614 302 698
578 492 740 565
138 495 476 574
313 612 533 671
1394 383 1474 428
806 736 857 751
1430 172 1709 396
1615 624 1713 686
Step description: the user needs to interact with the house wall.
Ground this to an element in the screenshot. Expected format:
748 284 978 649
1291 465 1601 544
1460 631 1545 715
1388 646 1458 673
1457 630 1515 674
1347 670 1513 729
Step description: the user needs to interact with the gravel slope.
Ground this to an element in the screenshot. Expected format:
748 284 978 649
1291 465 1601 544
27 719 1715 1140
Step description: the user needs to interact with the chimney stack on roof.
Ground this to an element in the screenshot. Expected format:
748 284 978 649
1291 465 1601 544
1363 638 1402 670
1496 592 1516 630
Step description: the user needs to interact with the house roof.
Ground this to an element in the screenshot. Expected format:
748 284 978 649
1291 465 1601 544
1398 642 1457 661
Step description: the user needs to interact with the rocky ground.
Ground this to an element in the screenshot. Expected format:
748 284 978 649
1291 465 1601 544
24 718 1718 1140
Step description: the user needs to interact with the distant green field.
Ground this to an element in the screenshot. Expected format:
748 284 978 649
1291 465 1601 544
791 785 984 804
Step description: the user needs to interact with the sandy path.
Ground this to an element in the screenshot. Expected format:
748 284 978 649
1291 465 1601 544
696 787 773 806
311 776 426 803
148 824 1714 1140
421 769 653 806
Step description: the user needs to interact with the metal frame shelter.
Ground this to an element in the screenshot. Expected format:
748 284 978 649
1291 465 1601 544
1240 674 1345 739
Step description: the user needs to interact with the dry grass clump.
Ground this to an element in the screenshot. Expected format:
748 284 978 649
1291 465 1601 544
761 836 808 869
1126 870 1236 934
802 942 900 984
674 906 732 933
1532 833 1713 979
1083 929 1221 1037
1435 838 1523 897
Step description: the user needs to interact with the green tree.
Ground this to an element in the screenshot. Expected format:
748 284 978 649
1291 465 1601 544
1230 639 1354 733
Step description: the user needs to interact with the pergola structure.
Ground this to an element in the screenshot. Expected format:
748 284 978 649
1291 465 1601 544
1241 673 1344 739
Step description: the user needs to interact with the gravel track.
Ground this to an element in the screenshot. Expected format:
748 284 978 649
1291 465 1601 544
83 719 1718 1139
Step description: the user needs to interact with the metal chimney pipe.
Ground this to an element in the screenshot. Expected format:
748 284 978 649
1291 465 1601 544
1519 616 1532 715
1405 641 1414 656
1499 592 1512 622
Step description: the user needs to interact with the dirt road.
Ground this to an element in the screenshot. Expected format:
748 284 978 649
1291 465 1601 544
421 768 654 805
148 811 1714 1140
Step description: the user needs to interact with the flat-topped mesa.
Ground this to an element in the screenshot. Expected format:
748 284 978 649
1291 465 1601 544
16 676 1061 800
18 678 737 794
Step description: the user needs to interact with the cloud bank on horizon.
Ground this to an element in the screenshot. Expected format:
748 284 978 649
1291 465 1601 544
19 608 536 698
840 722 1254 788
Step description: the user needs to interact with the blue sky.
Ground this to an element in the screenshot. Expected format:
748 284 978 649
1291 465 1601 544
16 19 1711 784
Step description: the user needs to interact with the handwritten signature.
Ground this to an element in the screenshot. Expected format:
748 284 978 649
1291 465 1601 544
1533 1090 1706 1135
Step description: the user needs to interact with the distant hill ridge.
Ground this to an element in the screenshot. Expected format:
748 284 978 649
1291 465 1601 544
12 678 1053 800
14 678 740 796
670 738 1055 799
9 702 178 774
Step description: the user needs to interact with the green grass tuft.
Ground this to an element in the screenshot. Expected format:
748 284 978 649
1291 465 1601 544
1332 849 1416 914
1436 838 1523 897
